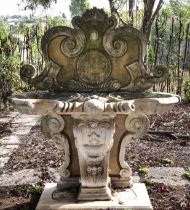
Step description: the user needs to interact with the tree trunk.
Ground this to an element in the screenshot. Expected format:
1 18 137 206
141 0 164 41
129 0 135 25
141 0 164 63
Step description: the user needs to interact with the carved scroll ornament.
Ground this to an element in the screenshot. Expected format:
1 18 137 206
41 114 70 178
119 113 150 182
20 8 169 92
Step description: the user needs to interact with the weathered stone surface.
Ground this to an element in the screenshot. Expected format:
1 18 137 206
36 183 153 210
11 126 35 135
48 167 60 183
0 157 10 169
0 145 18 156
6 112 19 118
0 117 11 123
12 114 40 126
18 8 169 93
147 167 190 186
72 112 115 200
10 93 179 116
0 169 41 186
0 112 19 123
0 135 20 145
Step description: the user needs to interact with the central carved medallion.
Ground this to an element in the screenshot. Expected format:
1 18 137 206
77 50 111 85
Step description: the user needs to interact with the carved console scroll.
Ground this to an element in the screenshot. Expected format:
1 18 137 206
41 114 71 179
117 112 150 187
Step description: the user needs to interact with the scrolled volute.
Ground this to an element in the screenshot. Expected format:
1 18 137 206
20 64 36 83
20 62 55 90
134 65 169 90
41 114 65 138
151 65 169 83
52 133 70 178
108 79 121 90
72 16 83 28
108 16 117 27
119 168 132 178
103 18 127 58
125 112 149 137
60 28 85 58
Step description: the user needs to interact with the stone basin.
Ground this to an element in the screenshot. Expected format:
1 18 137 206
10 91 179 116
10 91 181 115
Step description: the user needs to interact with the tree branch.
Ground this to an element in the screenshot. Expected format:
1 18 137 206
151 0 164 23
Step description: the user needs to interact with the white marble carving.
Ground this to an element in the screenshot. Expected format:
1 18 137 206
118 112 150 187
41 114 70 179
72 99 116 200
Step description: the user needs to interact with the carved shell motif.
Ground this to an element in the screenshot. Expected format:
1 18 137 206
20 7 168 92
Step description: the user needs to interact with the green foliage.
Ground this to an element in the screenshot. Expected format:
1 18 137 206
46 15 66 27
139 167 150 174
0 51 21 92
162 157 172 164
0 21 9 40
70 0 90 17
147 45 155 66
170 0 190 16
182 171 190 181
22 0 57 9
143 178 155 186
182 79 190 102
26 185 43 194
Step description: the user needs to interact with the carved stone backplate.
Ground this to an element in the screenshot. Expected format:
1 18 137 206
20 7 169 92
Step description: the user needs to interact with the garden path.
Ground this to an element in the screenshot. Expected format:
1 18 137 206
0 113 41 186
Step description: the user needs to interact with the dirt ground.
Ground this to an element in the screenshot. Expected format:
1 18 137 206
0 103 190 210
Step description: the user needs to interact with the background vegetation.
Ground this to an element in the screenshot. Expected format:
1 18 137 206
0 0 190 109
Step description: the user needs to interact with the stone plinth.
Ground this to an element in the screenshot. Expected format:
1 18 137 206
36 183 153 210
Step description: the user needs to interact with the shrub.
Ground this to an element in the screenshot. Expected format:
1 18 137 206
182 78 190 102
139 167 150 174
183 171 190 181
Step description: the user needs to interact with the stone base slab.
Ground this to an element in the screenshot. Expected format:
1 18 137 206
36 183 153 210
78 186 112 201
111 176 133 188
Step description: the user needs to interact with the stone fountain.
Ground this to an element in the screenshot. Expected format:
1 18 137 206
10 8 180 210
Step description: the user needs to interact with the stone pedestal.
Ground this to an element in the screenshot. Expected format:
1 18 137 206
36 183 153 210
40 98 138 201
